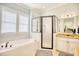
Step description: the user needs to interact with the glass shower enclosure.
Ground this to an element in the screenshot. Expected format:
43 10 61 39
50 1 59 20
32 15 59 49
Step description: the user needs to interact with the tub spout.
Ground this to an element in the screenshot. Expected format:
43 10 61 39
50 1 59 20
5 42 9 48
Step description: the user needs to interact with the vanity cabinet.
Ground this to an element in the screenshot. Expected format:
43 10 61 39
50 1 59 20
56 37 79 54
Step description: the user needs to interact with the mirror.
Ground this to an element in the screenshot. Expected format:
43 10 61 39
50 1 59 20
63 16 78 33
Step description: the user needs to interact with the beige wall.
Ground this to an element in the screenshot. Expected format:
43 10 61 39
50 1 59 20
43 3 79 18
31 8 43 18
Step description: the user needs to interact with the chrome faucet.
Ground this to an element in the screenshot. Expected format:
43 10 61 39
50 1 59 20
5 42 9 48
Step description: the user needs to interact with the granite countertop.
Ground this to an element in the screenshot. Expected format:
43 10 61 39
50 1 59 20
56 32 79 39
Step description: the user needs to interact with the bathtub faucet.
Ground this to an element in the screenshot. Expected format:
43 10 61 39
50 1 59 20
5 42 9 48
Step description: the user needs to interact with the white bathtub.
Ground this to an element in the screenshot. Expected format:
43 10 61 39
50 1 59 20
0 39 37 54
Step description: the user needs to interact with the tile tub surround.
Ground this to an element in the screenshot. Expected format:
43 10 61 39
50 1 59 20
0 38 39 55
0 39 38 56
0 41 37 56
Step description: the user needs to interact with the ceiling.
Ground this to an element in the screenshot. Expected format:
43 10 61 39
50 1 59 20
25 3 66 11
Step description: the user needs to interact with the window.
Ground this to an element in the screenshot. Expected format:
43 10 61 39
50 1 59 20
32 17 41 32
19 14 29 32
1 9 16 33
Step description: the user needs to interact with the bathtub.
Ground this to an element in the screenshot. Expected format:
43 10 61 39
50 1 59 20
0 39 38 54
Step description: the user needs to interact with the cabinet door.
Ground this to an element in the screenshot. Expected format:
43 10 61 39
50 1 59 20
57 37 67 52
69 39 79 54
68 41 75 54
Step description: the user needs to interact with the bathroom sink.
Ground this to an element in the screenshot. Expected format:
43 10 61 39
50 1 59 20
66 34 74 37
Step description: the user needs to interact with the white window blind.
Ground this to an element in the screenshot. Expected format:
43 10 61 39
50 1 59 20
1 9 16 33
19 14 29 32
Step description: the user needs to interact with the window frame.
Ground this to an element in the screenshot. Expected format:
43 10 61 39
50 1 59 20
19 12 29 32
1 7 17 33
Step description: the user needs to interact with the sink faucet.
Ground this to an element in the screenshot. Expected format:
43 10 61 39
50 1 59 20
5 42 9 48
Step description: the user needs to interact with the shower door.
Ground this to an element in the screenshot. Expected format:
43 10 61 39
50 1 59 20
41 16 53 49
